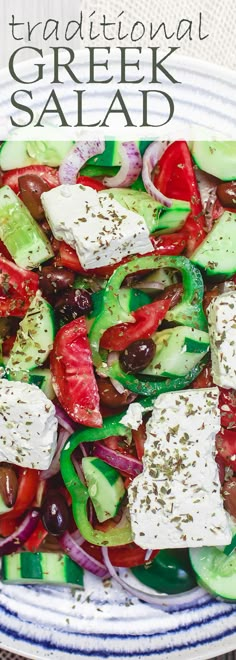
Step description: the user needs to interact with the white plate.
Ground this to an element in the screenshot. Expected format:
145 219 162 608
0 49 236 138
0 52 236 660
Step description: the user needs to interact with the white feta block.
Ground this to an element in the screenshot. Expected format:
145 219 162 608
41 184 153 269
0 381 58 470
207 291 236 389
128 388 231 549
121 403 145 431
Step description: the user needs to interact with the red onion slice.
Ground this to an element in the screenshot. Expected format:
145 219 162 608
72 457 86 485
103 142 142 188
41 428 71 480
59 140 105 185
102 548 206 609
0 509 40 556
55 403 76 434
94 443 143 478
142 141 172 207
107 351 137 399
60 530 109 578
196 169 220 232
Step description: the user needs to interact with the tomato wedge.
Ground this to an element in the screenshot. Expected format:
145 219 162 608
76 175 107 191
219 389 236 429
192 363 236 429
100 299 171 351
132 422 147 461
82 539 158 567
0 257 39 317
216 428 236 471
24 519 48 552
192 364 213 389
51 317 102 427
2 165 60 194
154 141 206 254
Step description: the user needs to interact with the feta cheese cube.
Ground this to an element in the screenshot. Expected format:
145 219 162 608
121 403 145 430
41 184 153 270
207 291 236 389
0 381 58 470
128 388 231 549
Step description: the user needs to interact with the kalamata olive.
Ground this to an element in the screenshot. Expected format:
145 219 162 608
0 464 18 508
55 288 92 323
41 491 69 536
18 174 50 220
39 266 75 297
119 338 156 374
97 377 135 409
222 478 236 518
216 181 236 209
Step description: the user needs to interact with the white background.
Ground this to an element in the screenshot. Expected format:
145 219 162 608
0 0 236 68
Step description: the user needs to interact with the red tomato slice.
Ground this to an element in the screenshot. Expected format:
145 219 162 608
0 256 39 317
154 141 206 254
2 335 16 356
2 165 59 193
219 389 236 429
132 422 147 461
0 518 18 537
76 175 107 191
24 519 48 552
51 317 102 428
100 299 171 351
216 428 236 471
192 364 213 389
82 540 158 567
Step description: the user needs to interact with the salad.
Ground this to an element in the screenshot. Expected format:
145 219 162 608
0 138 235 605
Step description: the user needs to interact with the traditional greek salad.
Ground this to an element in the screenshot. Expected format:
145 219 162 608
0 138 235 604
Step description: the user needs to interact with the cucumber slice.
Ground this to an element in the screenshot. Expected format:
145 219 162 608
191 141 236 181
7 293 55 375
119 288 151 313
140 269 178 289
82 456 125 523
191 211 236 278
189 546 236 600
99 189 190 234
0 186 53 269
142 326 209 377
87 140 152 168
28 368 55 400
2 552 84 587
3 359 55 400
156 201 190 234
91 288 151 321
0 140 74 170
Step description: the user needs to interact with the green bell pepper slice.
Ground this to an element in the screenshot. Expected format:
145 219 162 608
60 414 133 547
132 549 197 594
89 255 207 368
106 356 209 396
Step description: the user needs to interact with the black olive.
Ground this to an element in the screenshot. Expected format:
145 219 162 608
41 491 69 536
39 267 75 297
55 288 92 323
216 181 236 209
119 338 156 374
